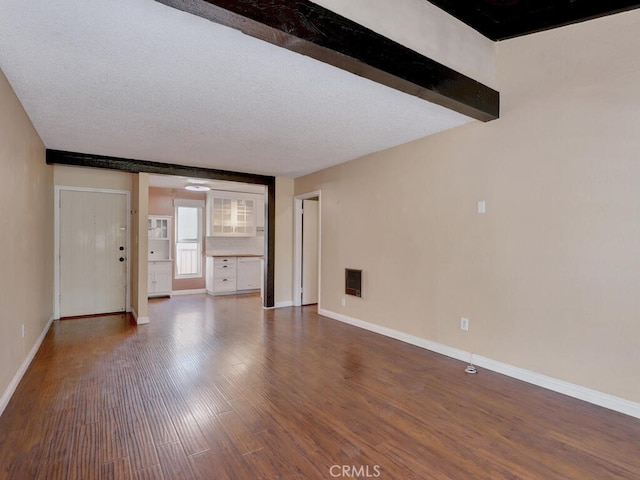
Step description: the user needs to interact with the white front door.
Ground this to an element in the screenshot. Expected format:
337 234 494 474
301 198 319 305
59 190 128 317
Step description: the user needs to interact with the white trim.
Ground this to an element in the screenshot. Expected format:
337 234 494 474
171 288 207 296
293 191 322 307
174 203 203 279
0 315 55 417
318 308 640 420
262 301 294 310
130 307 150 325
54 186 131 319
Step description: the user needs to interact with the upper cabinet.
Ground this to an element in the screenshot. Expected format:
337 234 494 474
148 215 172 260
148 216 170 239
207 192 263 237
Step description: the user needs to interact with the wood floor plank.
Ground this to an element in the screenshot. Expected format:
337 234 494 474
100 456 133 480
170 411 210 456
142 396 179 446
131 463 165 480
103 407 131 462
121 416 160 472
69 422 100 480
217 410 264 455
1 298 639 479
194 414 258 479
156 441 195 480
188 450 233 480
228 396 270 435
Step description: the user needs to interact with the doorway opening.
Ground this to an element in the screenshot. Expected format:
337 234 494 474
148 175 267 301
294 191 321 307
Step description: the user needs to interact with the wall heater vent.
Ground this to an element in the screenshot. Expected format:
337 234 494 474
345 268 362 297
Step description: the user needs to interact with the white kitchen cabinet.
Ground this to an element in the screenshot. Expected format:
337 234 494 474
206 257 237 294
205 257 214 294
256 195 265 229
237 257 261 291
206 256 262 295
148 216 170 239
148 216 172 261
148 216 172 297
207 192 257 237
148 260 172 297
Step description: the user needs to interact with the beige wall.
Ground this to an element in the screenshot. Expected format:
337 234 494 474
131 173 149 322
54 164 132 191
149 187 206 292
0 69 53 406
275 177 294 305
296 10 640 404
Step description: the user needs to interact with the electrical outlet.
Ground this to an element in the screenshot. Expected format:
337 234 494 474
21 324 25 338
460 317 469 332
341 298 346 307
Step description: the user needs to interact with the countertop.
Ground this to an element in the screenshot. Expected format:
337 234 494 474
206 253 264 258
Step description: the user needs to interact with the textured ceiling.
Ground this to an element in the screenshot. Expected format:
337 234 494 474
0 0 473 178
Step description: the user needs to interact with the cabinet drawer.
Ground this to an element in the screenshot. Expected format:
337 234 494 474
214 263 236 273
214 257 236 267
214 277 236 292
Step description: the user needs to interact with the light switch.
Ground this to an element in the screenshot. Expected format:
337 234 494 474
477 201 486 214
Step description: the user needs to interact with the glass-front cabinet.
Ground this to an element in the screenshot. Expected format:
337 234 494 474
148 216 172 261
148 216 170 239
209 193 256 236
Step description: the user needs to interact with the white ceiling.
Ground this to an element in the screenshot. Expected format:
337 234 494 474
0 0 474 178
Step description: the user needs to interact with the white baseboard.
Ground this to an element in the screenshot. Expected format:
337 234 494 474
318 308 640 420
0 315 55 417
171 289 206 296
262 300 294 310
130 307 149 325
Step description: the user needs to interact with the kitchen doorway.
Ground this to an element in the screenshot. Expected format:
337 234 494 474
294 191 321 307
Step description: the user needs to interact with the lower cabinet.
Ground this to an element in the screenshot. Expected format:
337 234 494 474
206 256 262 295
237 257 261 291
206 257 236 294
148 261 172 297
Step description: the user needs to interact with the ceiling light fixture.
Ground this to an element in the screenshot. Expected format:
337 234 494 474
185 184 211 192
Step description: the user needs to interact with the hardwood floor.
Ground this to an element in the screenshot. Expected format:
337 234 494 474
1 293 639 479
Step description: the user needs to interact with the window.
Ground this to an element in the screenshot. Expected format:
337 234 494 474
175 201 203 278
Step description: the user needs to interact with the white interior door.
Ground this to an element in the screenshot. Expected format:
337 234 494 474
60 190 128 317
301 198 319 305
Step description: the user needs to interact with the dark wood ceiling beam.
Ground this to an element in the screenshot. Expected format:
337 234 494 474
46 149 274 185
426 0 640 41
155 0 499 121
